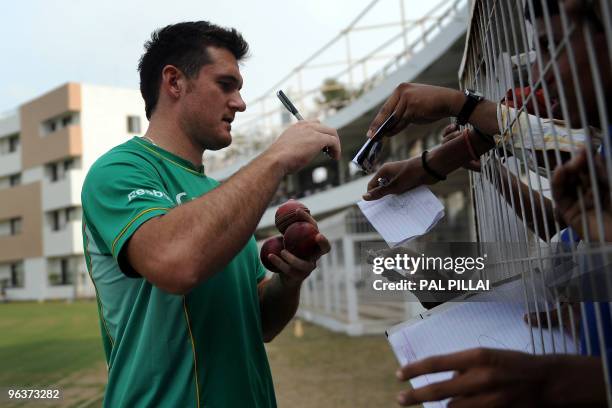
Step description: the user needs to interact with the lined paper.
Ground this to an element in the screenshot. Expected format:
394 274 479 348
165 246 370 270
386 282 576 407
357 186 445 246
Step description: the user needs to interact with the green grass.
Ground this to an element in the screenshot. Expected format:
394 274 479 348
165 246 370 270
0 302 413 407
267 320 410 408
0 301 104 387
0 301 106 407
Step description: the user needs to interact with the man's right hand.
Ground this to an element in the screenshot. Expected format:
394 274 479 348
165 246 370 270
266 120 341 174
367 83 464 138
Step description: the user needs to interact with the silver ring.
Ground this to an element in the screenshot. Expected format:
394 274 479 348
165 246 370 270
377 177 389 187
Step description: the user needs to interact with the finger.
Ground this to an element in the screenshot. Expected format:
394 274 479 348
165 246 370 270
442 130 462 144
594 154 609 185
293 209 317 227
397 368 502 405
444 123 458 135
366 165 395 191
523 310 559 328
447 392 506 408
310 122 338 137
552 163 572 204
314 233 331 256
363 183 396 201
324 134 342 160
386 95 409 137
306 233 331 261
463 160 481 172
268 253 291 275
280 249 316 273
563 148 589 177
368 90 401 137
396 349 498 380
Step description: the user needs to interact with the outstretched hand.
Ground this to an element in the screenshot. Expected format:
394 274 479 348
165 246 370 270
395 348 605 407
367 83 464 139
362 157 439 201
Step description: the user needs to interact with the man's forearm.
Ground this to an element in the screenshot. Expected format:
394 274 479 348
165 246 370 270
258 275 301 342
497 166 560 240
447 90 500 136
427 129 495 176
130 150 286 292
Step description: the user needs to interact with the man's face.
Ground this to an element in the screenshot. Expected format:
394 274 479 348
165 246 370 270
532 11 611 128
178 46 246 151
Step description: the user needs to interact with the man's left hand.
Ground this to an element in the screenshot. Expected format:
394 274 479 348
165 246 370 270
267 209 330 289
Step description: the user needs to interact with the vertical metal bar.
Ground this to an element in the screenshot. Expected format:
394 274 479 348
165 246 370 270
345 34 354 90
343 236 359 324
599 0 612 71
399 0 409 52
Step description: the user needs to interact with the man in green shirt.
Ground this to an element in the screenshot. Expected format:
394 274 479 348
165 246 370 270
81 21 341 407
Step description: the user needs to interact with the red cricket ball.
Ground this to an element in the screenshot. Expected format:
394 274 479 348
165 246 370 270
283 221 319 259
275 199 311 234
260 236 284 273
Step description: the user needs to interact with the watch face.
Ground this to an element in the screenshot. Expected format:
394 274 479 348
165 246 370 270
466 89 484 99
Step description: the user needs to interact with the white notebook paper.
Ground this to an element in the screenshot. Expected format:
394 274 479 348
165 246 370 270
386 281 576 407
357 186 445 246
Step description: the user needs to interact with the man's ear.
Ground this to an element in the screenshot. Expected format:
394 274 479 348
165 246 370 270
161 65 183 100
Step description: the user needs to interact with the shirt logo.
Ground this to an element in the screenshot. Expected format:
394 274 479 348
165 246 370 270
127 189 172 202
176 192 187 204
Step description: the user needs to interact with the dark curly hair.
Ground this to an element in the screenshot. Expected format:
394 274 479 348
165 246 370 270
138 21 249 119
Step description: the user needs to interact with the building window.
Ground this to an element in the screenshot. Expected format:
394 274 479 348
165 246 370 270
10 262 24 288
48 206 81 231
48 256 82 286
49 163 58 182
9 173 20 187
63 158 74 171
8 135 19 152
0 173 20 190
51 211 60 231
41 112 79 137
0 217 22 237
10 218 22 235
0 134 20 155
46 158 79 182
127 115 141 133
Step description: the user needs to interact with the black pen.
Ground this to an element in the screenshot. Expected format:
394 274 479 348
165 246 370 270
276 90 331 156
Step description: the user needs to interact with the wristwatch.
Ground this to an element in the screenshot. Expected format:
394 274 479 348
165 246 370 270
456 89 484 126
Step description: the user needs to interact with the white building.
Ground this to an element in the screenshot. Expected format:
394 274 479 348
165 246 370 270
0 83 147 301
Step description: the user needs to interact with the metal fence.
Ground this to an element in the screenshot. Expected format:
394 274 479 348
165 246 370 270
460 0 612 403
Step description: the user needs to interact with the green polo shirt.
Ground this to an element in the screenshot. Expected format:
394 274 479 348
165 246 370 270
81 137 276 407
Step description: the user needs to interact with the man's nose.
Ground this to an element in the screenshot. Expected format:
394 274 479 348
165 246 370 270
230 94 246 112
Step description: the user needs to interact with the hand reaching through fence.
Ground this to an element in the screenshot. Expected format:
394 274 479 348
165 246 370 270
441 124 481 172
394 348 606 407
552 148 612 242
523 302 581 338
